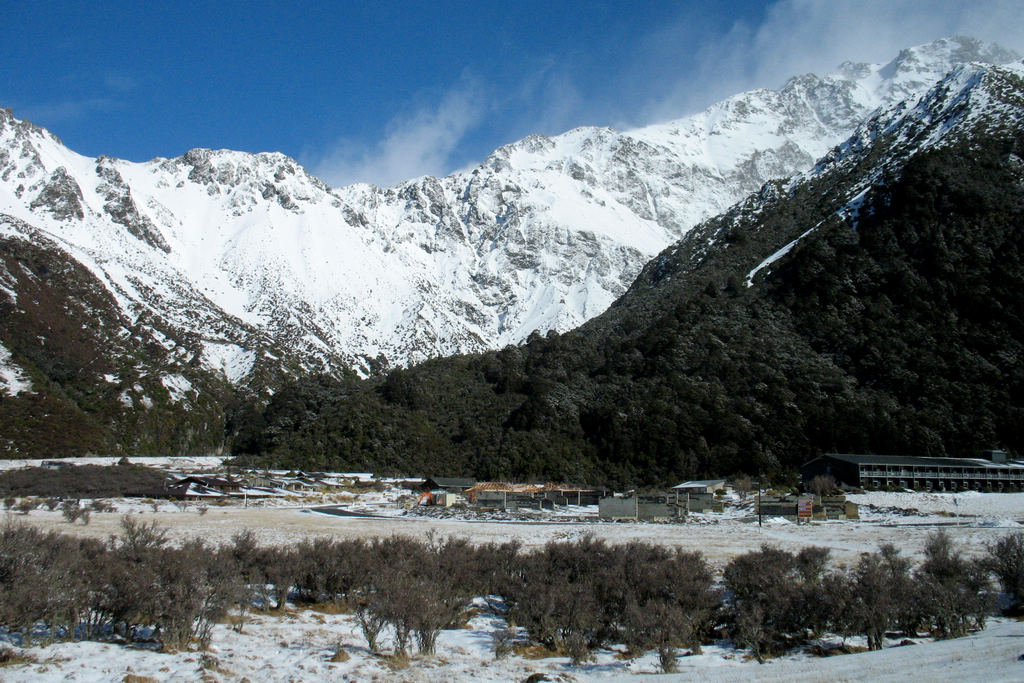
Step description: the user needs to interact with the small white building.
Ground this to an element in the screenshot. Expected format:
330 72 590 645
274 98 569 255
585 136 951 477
671 479 727 495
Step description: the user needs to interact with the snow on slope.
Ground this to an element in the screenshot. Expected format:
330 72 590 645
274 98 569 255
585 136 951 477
0 37 1016 380
0 342 31 396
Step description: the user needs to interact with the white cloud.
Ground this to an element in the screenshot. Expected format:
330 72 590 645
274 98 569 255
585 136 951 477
308 0 1023 188
311 76 487 188
643 0 1024 123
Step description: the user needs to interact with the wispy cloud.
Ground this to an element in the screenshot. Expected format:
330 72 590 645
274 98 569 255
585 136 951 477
310 0 1024 187
509 60 586 136
642 0 1024 123
13 69 141 128
102 71 140 93
312 75 488 188
15 97 122 126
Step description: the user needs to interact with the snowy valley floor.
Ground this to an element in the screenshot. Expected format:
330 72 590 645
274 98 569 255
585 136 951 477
2 487 1024 680
7 491 1023 568
2 611 1023 682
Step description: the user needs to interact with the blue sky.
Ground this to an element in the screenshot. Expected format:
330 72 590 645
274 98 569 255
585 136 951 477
3 0 1022 187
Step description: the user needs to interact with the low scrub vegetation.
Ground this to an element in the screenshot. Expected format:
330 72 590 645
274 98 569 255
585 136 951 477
0 521 1020 670
722 532 992 661
0 464 168 498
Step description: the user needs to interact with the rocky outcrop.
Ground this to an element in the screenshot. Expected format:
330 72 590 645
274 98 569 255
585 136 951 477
29 167 84 221
0 38 1018 381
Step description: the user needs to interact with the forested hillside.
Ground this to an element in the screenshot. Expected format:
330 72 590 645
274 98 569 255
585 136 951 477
229 69 1024 487
0 223 234 457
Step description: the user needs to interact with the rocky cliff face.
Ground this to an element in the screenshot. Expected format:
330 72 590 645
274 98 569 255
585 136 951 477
0 37 1017 384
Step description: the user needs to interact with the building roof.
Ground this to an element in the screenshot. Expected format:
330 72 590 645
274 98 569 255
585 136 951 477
431 477 476 488
465 482 544 494
672 479 727 489
812 453 1024 470
543 483 600 493
177 475 240 487
165 481 226 497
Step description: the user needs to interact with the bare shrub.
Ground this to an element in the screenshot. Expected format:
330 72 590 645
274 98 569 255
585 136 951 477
350 537 423 656
117 515 169 556
225 529 265 631
356 602 388 654
413 538 475 655
845 543 914 649
96 517 170 641
471 540 521 597
60 499 83 524
373 557 419 657
492 626 517 659
723 545 833 661
90 499 115 513
256 546 298 611
14 500 37 515
345 536 473 657
503 539 604 661
0 518 241 652
985 532 1024 613
619 545 717 672
0 522 94 644
290 536 375 609
149 539 240 651
808 474 838 498
503 536 715 668
733 475 753 499
916 530 992 638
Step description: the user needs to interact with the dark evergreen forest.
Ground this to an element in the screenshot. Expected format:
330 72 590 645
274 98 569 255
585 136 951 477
228 127 1024 488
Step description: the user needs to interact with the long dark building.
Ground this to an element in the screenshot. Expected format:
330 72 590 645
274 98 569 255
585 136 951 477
801 451 1024 491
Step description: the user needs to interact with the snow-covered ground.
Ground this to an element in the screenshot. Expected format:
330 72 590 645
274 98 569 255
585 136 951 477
1 599 1021 682
5 479 1023 564
850 489 1024 521
0 343 32 396
3 479 1024 679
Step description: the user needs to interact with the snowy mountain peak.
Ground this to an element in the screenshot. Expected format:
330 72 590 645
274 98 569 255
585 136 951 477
885 35 1020 76
872 36 1020 103
0 38 1017 382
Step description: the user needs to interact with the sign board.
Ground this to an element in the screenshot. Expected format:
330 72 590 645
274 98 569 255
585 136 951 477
797 497 814 519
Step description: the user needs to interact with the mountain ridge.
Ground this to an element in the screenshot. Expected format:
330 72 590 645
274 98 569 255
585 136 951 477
2 38 1022 466
2 37 1014 384
227 58 1024 484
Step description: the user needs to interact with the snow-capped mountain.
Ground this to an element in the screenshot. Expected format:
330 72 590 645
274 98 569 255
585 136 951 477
232 55 1024 479
636 57 1024 301
0 37 1017 383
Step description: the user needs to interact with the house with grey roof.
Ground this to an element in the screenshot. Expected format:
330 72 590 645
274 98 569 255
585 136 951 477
671 479 726 495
